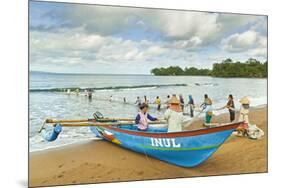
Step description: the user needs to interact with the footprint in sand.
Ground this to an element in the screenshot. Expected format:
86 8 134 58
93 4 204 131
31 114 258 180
57 174 64 178
41 180 48 184
72 180 77 184
130 170 135 175
137 171 144 175
107 171 112 175
58 164 64 168
96 163 101 167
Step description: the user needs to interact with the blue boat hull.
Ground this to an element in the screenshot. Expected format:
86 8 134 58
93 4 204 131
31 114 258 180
90 122 243 167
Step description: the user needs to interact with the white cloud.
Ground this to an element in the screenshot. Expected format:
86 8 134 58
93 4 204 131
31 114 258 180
221 30 267 57
30 28 172 68
221 30 258 51
170 37 202 49
37 5 264 46
157 12 221 42
30 2 268 73
145 46 167 56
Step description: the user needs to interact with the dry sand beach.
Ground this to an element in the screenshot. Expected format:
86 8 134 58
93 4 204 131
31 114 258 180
29 106 267 187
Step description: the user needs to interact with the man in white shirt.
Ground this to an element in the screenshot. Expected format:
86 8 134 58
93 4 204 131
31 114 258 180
164 95 184 132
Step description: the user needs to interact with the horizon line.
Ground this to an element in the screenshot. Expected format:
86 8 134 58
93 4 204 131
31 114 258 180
30 70 153 76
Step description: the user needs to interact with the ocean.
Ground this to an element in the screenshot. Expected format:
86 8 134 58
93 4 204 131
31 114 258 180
29 71 267 151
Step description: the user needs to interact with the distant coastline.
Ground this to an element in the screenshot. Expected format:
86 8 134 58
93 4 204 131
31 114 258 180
30 58 267 78
151 58 267 78
30 71 151 76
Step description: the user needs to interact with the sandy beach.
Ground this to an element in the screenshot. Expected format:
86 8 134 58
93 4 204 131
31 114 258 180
29 106 267 187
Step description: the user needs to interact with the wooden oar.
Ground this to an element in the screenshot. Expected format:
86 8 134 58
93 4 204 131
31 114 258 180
58 120 167 127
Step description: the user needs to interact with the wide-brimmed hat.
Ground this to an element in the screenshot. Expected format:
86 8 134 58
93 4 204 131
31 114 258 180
239 97 250 104
169 95 180 104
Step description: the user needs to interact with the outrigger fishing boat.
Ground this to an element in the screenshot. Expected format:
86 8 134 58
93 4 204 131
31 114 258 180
40 112 244 167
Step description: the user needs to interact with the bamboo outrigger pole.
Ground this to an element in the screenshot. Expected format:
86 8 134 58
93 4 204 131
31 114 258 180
45 117 165 124
56 120 167 127
39 120 167 142
39 119 167 133
45 119 94 123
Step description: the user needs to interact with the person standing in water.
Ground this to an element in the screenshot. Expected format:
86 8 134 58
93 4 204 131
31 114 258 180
179 94 185 111
123 97 126 103
155 96 161 111
75 88 80 95
144 95 149 104
187 95 195 117
66 89 71 95
200 94 213 125
135 96 141 106
164 95 184 132
223 94 235 122
135 103 158 131
165 95 171 109
84 89 88 97
87 89 92 100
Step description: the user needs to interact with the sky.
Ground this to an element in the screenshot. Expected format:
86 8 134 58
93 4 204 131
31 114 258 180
29 1 268 74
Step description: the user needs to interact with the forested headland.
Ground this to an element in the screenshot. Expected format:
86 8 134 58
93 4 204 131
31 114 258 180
150 58 267 78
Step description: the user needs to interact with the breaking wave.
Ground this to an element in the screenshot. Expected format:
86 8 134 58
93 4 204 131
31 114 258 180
30 84 188 92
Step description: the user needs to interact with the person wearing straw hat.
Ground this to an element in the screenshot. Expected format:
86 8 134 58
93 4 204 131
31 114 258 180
164 95 184 132
236 97 250 136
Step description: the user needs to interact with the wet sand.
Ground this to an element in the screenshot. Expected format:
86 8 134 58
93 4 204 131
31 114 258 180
29 106 267 187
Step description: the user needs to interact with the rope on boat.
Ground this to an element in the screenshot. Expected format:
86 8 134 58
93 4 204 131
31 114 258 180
183 110 204 127
140 136 166 173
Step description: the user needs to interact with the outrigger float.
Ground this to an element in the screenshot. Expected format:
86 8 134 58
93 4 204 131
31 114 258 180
39 112 244 167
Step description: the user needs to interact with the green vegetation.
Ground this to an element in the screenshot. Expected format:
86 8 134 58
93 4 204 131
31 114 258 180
151 66 211 76
150 58 267 78
212 58 267 77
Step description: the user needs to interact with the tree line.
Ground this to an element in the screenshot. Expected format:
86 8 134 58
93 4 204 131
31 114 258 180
150 58 267 78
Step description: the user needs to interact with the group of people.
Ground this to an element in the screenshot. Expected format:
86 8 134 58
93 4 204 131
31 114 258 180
134 93 252 134
135 94 185 132
134 94 195 114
